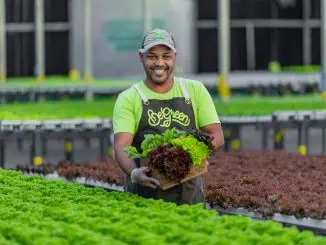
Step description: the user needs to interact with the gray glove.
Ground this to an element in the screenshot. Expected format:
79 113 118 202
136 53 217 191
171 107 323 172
131 167 160 189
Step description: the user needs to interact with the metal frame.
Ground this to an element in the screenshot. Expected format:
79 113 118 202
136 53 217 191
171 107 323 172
5 23 70 33
0 0 70 80
211 205 326 236
218 0 230 82
143 0 152 35
0 85 130 102
221 110 326 154
197 18 318 71
35 0 45 82
321 0 326 92
0 119 112 167
197 0 326 72
20 168 326 235
84 0 92 83
303 0 311 65
0 0 6 83
1 109 326 168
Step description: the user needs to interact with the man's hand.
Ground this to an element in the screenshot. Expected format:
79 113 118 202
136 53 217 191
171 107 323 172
201 123 225 152
131 167 160 189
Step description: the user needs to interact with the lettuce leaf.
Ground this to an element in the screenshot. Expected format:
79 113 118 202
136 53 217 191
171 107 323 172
123 128 188 159
170 135 210 166
141 134 164 157
140 128 187 158
123 146 142 159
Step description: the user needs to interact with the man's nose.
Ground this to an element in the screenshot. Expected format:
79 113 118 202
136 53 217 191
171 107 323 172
155 57 164 65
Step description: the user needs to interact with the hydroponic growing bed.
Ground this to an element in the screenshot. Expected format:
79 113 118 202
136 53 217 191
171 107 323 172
204 151 326 220
16 158 124 192
0 95 325 120
203 151 326 235
2 76 136 88
0 169 325 245
15 150 326 235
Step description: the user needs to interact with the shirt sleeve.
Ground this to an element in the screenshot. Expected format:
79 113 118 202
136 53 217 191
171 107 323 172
113 92 136 135
196 83 221 127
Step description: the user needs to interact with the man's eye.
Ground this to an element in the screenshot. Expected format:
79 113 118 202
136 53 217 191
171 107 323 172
163 56 171 59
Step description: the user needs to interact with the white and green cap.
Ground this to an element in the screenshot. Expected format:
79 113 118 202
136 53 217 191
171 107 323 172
139 28 176 54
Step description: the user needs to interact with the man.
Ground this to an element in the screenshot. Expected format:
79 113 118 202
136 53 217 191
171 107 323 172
113 28 224 205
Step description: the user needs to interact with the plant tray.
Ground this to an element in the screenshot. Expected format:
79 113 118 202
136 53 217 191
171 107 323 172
140 158 208 191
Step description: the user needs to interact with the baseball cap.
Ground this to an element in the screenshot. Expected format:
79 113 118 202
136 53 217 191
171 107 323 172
139 28 177 54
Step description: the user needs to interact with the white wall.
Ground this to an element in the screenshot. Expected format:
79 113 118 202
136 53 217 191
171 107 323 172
71 0 195 78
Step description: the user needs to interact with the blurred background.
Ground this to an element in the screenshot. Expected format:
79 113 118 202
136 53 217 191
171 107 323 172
1 0 326 168
1 0 324 86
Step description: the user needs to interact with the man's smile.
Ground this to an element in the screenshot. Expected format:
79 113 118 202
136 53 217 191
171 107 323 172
151 67 168 77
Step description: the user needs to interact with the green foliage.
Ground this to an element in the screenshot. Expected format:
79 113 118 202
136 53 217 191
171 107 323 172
0 95 325 120
140 134 165 157
0 169 325 245
215 95 326 116
0 100 116 120
124 128 209 165
170 135 210 166
6 76 136 88
281 65 321 73
124 128 187 159
123 146 142 159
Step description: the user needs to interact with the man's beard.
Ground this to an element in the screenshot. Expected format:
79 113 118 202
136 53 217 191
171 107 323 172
147 64 173 84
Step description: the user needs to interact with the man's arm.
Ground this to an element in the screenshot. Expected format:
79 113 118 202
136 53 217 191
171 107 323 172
195 82 224 151
200 123 225 152
113 132 136 175
114 132 160 189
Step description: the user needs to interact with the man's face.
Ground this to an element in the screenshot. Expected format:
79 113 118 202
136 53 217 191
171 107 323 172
140 45 176 85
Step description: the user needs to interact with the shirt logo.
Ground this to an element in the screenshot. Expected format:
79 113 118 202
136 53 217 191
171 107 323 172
147 107 190 127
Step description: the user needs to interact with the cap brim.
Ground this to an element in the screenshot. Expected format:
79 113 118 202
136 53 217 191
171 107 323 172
139 41 176 54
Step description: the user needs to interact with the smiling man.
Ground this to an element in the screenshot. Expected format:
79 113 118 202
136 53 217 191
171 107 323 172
113 28 224 205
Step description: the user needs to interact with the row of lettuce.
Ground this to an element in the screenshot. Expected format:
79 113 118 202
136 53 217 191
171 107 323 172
0 169 324 245
0 94 325 120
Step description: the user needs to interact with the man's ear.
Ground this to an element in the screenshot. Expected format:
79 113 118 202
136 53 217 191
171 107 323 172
139 52 144 62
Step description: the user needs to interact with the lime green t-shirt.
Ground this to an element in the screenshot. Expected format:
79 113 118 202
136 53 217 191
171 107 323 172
113 77 220 135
